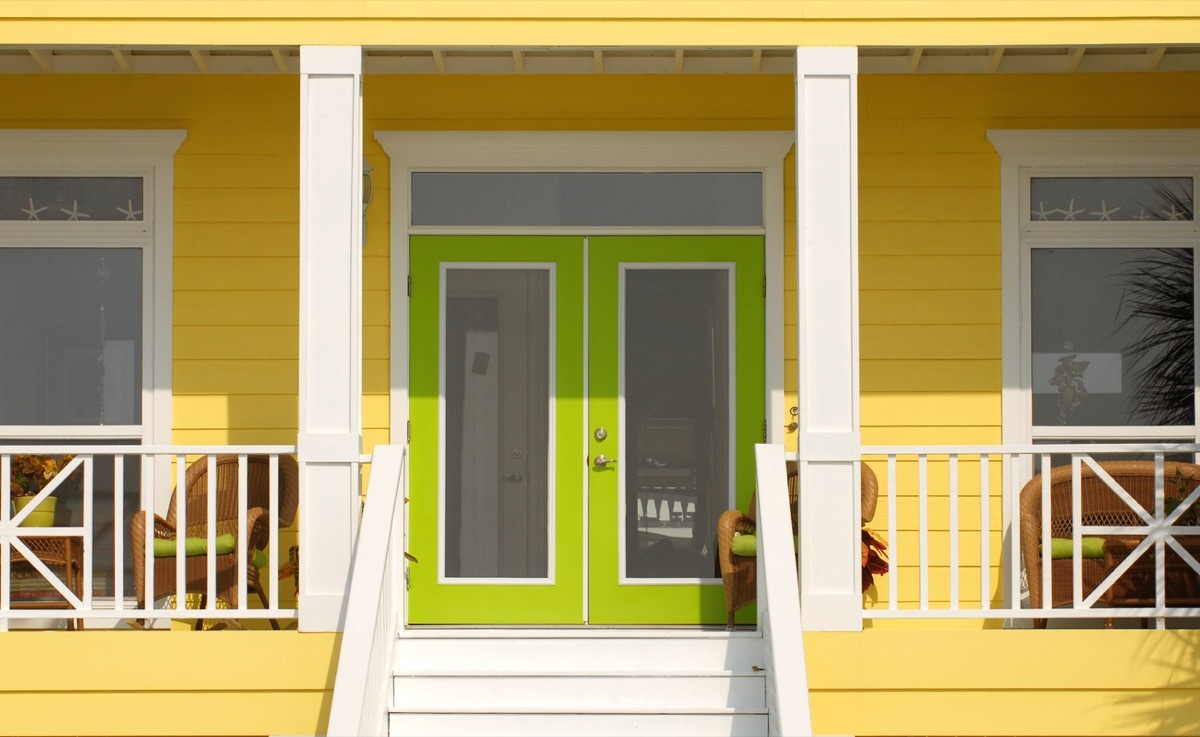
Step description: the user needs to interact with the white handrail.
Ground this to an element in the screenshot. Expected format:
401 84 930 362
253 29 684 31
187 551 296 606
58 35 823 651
327 444 407 737
754 443 813 737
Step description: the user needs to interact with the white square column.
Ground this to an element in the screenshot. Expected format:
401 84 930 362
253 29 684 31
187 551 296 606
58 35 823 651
794 47 862 632
298 45 364 632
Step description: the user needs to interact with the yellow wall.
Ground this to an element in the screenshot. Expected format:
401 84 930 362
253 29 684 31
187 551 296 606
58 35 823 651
3 2 1200 47
807 628 1200 736
0 631 338 736
858 71 1200 611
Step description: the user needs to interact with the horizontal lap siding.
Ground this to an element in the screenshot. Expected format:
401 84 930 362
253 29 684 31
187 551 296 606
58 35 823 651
860 71 1200 610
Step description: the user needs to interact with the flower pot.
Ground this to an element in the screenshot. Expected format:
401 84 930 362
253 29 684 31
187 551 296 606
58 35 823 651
13 496 56 527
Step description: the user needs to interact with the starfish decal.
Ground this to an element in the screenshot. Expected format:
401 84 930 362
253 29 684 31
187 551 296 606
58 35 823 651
1031 201 1055 221
1133 208 1153 221
1090 201 1121 221
59 200 90 221
1162 203 1187 221
1058 198 1085 221
21 197 47 221
116 199 142 221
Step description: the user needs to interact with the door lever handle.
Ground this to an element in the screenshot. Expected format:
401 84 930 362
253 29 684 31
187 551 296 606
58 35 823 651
504 473 524 482
593 454 616 469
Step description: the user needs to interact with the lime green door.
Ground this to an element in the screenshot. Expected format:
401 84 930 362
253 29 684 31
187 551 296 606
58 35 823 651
408 234 762 625
586 236 764 624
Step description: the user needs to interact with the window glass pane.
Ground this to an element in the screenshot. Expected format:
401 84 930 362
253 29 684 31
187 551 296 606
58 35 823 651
443 268 550 578
0 177 144 221
625 268 730 579
412 172 763 227
1031 247 1194 427
0 248 143 425
1029 177 1193 222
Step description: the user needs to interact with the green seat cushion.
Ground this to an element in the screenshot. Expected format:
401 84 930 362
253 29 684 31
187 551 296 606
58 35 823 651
1044 537 1106 560
153 534 269 568
729 533 799 557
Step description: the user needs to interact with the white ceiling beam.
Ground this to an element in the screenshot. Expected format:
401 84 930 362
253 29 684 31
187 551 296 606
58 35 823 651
432 49 446 74
188 49 209 73
1067 46 1087 71
594 49 604 74
1147 46 1167 71
270 48 289 73
674 49 684 74
908 47 923 73
512 49 524 73
989 47 1005 72
27 48 52 73
111 48 131 73
752 48 762 74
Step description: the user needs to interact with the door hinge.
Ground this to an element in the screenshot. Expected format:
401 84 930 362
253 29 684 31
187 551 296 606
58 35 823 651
404 566 410 591
763 274 767 298
407 274 412 297
407 420 411 443
763 419 767 442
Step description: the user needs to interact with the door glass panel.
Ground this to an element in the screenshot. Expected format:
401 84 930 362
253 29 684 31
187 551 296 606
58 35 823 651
444 268 551 578
624 268 730 579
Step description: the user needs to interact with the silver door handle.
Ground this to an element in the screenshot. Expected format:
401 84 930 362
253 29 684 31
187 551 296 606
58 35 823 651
504 473 524 482
593 454 616 468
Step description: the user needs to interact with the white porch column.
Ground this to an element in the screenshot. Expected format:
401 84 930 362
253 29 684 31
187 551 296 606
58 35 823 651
794 47 862 632
298 45 364 632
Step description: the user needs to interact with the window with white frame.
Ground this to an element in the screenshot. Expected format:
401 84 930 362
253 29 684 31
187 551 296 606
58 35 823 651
0 130 184 600
991 131 1200 446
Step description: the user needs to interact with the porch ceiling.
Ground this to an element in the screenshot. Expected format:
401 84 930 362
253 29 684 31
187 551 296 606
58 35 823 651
2 44 1200 75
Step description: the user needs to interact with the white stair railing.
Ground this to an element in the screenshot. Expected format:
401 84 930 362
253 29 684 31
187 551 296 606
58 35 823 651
327 444 408 737
754 443 813 737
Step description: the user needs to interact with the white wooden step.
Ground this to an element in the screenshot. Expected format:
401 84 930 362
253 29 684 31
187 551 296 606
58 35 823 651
393 632 765 674
393 672 767 710
389 710 768 737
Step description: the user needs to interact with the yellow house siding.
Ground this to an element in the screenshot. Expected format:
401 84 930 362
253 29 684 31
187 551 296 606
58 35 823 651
858 70 1200 611
0 631 339 737
4 2 1200 46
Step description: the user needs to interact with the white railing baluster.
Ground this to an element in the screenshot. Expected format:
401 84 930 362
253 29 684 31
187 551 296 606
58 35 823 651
918 454 929 610
979 453 990 610
82 455 93 612
1007 453 1021 613
1 454 8 632
887 455 897 611
1155 453 1166 623
1071 455 1083 608
113 455 124 612
949 454 959 610
175 453 188 615
143 453 154 621
268 454 279 611
1041 453 1052 614
205 454 217 611
237 454 248 612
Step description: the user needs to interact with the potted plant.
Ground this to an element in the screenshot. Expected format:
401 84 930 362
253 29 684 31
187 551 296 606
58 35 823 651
9 454 73 527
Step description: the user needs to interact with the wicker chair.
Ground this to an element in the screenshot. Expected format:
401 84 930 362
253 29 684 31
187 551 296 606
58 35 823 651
131 454 299 628
1019 459 1200 625
717 461 879 628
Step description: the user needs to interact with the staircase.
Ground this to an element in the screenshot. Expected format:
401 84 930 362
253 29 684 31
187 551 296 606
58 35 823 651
388 629 769 737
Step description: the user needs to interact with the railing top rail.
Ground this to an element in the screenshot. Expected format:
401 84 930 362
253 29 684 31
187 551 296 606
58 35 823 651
0 444 298 455
861 443 1200 455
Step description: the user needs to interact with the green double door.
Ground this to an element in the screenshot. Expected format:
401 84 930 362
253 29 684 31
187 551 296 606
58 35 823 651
408 235 763 624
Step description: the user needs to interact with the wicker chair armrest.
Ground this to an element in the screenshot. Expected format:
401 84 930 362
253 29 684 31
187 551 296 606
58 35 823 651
717 509 755 573
243 506 275 552
130 510 176 544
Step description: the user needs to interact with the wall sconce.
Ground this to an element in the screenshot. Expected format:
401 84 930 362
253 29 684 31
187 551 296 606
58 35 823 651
362 158 374 246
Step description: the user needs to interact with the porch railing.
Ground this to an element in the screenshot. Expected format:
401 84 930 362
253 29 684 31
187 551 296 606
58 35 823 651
860 443 1200 624
327 444 408 737
0 444 305 628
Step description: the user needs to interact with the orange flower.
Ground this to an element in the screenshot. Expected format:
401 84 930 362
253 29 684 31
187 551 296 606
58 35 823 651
8 454 74 496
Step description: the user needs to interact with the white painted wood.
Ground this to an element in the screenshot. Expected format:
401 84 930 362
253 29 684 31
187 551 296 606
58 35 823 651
394 634 765 674
393 674 767 711
328 445 407 737
754 444 813 737
298 45 365 633
793 46 862 633
917 455 929 610
390 711 768 737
